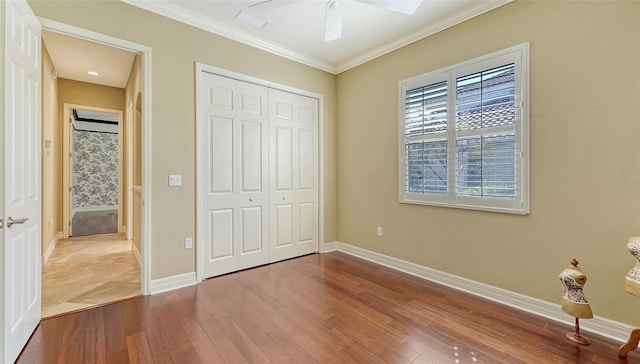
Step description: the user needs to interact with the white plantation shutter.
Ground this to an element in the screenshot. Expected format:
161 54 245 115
455 64 517 199
405 140 447 194
405 81 448 136
456 134 516 198
403 80 448 195
399 43 529 214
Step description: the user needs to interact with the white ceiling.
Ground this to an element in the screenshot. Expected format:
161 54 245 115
122 0 511 74
42 30 136 88
41 1 511 84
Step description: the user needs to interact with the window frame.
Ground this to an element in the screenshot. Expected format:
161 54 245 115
398 43 530 214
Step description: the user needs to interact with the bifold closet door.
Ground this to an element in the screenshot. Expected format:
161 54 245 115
269 89 319 262
200 73 269 278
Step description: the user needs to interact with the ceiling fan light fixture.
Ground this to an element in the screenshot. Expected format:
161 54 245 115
325 0 343 41
235 9 268 29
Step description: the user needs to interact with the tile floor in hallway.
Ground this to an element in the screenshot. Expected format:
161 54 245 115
42 233 141 318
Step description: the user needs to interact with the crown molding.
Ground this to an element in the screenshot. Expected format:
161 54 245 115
120 0 338 73
335 0 512 73
120 0 511 75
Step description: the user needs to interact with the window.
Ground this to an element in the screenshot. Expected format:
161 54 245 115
398 43 529 214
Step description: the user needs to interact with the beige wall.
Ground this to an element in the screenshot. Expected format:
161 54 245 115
337 0 640 326
58 78 125 113
41 42 60 253
29 0 338 279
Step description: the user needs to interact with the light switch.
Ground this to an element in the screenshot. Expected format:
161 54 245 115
169 174 182 187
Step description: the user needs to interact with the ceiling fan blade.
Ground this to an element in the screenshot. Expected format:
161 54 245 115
325 0 343 41
249 0 301 14
354 0 423 15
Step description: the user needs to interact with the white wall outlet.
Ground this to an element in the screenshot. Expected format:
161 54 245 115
184 237 193 249
169 174 182 186
377 227 383 237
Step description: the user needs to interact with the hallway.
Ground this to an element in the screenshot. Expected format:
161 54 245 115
42 234 141 318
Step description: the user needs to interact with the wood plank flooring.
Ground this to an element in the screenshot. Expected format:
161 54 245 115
19 252 639 363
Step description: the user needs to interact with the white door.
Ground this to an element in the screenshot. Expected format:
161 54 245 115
2 0 42 362
199 73 269 278
269 89 319 262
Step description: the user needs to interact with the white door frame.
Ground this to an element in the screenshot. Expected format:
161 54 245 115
40 18 153 295
126 102 133 240
62 104 123 238
194 62 325 282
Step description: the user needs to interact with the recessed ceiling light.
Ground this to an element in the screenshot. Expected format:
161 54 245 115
235 10 267 29
88 71 99 76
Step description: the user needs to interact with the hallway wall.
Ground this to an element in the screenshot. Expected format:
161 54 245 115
42 42 60 255
58 78 125 114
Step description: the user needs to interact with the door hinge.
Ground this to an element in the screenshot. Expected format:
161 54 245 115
68 221 72 227
69 186 72 192
0 218 4 229
69 152 72 159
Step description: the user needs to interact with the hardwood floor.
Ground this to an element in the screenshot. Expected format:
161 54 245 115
20 252 638 363
42 234 141 318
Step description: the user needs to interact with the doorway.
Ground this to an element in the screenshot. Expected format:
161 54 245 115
68 107 122 237
40 25 149 317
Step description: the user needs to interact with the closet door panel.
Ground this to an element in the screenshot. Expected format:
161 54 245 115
269 89 319 262
240 207 262 253
208 208 236 278
275 204 293 248
238 205 267 269
275 127 293 191
241 120 262 192
200 72 269 278
298 202 315 243
235 81 269 270
210 209 234 260
298 129 314 191
210 116 234 194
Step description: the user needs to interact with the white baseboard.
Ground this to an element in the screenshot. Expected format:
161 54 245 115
326 241 634 343
321 241 339 253
132 242 141 267
150 272 197 295
43 232 62 263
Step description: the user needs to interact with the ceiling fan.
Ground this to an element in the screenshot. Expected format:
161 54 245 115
236 0 423 41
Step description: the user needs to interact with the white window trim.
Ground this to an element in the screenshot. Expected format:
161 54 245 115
398 43 530 215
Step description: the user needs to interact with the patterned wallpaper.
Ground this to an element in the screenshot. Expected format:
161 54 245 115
72 129 118 209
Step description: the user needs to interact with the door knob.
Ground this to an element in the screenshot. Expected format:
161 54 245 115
249 198 253 202
6 217 29 229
